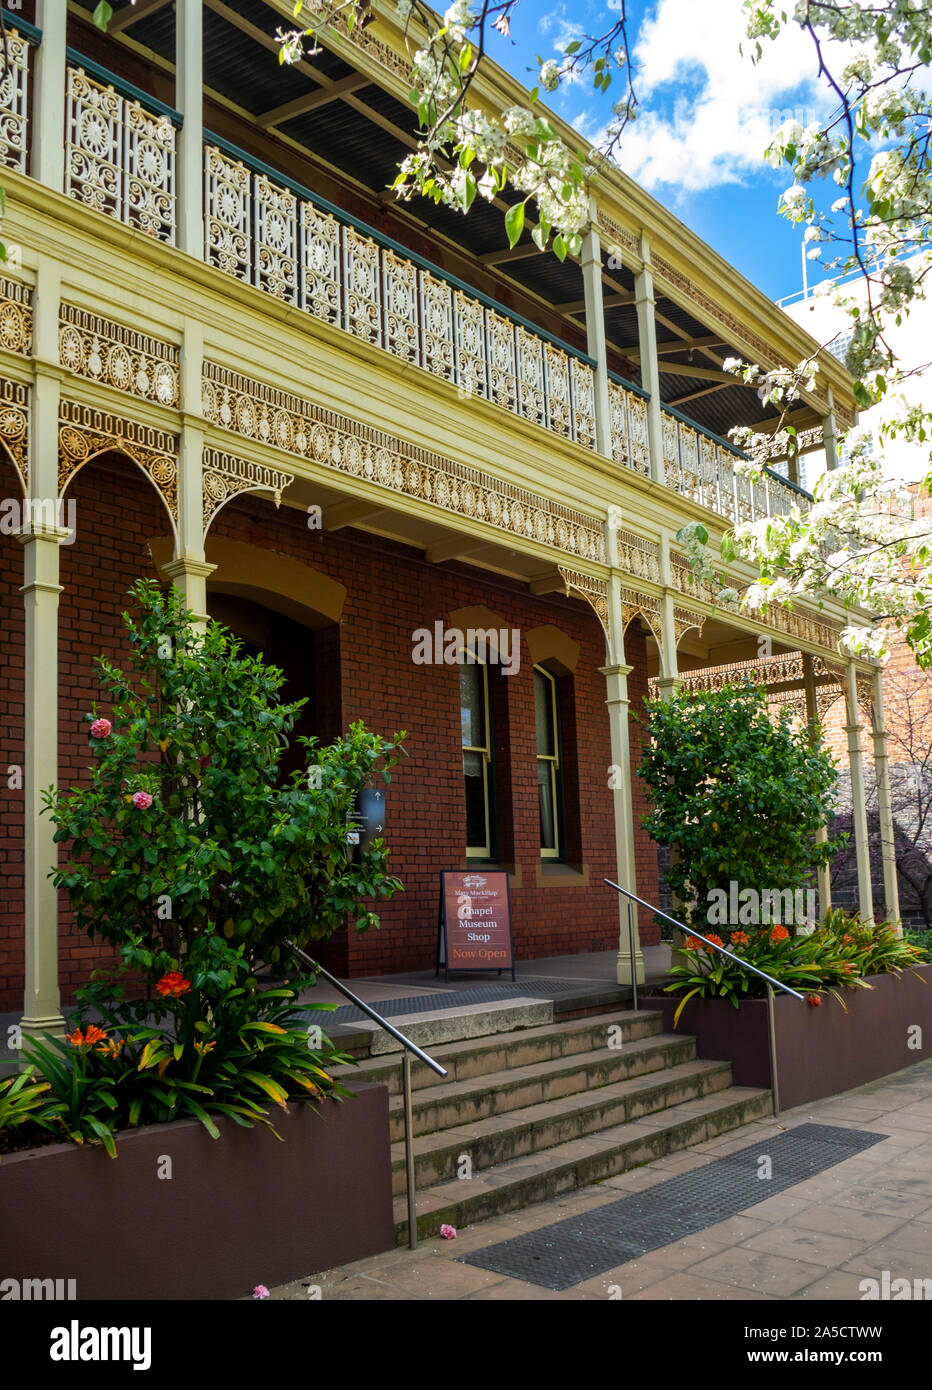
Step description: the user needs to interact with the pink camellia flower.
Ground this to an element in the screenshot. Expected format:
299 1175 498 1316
132 791 153 809
439 1224 456 1240
252 1285 270 1300
90 718 112 739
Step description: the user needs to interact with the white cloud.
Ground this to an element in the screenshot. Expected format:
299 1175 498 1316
602 0 831 193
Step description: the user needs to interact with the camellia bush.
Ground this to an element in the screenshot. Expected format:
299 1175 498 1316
9 579 407 1156
638 681 846 928
45 578 406 969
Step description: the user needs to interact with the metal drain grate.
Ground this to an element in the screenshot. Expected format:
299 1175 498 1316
460 1122 887 1290
298 977 621 1027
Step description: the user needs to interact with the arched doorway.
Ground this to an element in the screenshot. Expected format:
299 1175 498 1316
206 592 340 781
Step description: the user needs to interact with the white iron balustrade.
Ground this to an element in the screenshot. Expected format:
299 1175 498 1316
0 33 29 174
66 67 175 243
0 44 810 524
200 143 599 449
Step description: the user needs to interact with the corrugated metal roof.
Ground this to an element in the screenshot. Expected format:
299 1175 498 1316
99 0 790 446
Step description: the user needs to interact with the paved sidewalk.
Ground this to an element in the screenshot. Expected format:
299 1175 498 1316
266 1058 932 1301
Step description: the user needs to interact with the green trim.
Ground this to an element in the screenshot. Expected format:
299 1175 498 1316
661 397 749 459
204 129 597 368
0 8 41 42
659 398 814 501
66 49 183 126
607 368 650 402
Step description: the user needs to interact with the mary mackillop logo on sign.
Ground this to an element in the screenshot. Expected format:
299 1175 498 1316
437 870 515 980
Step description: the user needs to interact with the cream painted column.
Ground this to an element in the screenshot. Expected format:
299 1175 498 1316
802 652 831 918
603 519 644 989
18 360 68 1038
580 211 612 458
176 0 204 258
844 661 875 925
870 665 901 928
161 320 214 618
823 385 839 472
655 533 682 698
17 256 67 1038
33 0 68 190
634 234 664 487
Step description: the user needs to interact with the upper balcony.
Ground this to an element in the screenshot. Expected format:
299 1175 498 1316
1 1 855 538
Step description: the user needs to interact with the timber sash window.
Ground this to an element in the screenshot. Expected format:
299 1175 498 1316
460 657 493 858
535 665 562 859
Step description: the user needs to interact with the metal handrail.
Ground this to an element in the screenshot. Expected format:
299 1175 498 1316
284 938 447 1250
603 880 805 1117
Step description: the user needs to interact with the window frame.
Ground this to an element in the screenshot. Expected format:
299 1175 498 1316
534 663 564 861
460 651 495 860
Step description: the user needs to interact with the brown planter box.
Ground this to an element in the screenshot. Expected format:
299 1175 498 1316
0 1084 393 1301
644 964 932 1111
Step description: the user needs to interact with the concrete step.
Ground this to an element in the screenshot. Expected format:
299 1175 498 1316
339 997 556 1057
392 1086 774 1244
331 1009 665 1096
388 1057 735 1195
385 1032 698 1143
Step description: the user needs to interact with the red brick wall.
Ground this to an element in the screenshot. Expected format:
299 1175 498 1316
0 460 659 1009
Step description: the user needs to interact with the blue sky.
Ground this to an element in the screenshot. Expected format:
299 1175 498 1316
482 0 840 303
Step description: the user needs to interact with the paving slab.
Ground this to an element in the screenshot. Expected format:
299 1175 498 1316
263 1055 932 1301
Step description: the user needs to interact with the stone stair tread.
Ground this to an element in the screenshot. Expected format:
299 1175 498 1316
330 1009 663 1082
388 1057 733 1164
392 1088 772 1225
383 1032 694 1111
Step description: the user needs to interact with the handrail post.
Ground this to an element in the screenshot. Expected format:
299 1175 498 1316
628 904 638 1013
402 1051 418 1251
766 985 780 1119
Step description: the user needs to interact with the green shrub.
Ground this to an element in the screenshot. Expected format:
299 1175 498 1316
638 682 846 928
44 578 406 970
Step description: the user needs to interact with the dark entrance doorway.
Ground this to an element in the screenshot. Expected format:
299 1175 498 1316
206 593 341 781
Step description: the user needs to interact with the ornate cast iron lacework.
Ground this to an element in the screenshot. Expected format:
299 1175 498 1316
616 528 660 583
0 33 30 175
0 277 33 356
557 568 609 640
595 212 639 260
670 552 844 654
0 377 29 493
59 305 180 408
201 361 607 564
58 399 178 525
202 449 294 531
65 67 176 243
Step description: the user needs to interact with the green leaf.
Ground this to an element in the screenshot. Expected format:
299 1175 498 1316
182 1097 221 1139
504 200 525 249
92 1 113 30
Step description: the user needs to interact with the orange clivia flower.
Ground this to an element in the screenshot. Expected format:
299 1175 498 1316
770 925 790 942
684 936 705 951
194 1040 217 1056
704 934 724 950
156 971 191 998
730 930 750 947
95 1038 124 1058
66 1024 108 1049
